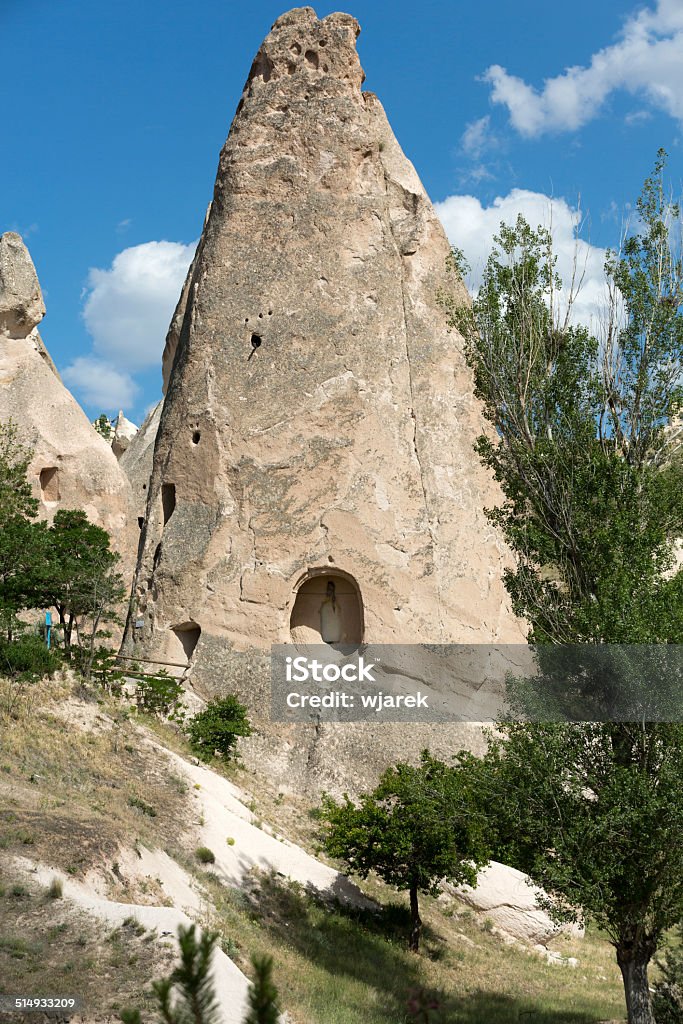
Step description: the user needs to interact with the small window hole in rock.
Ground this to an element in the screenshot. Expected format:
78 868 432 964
39 466 60 502
137 517 144 530
248 334 262 360
192 430 201 445
161 483 176 525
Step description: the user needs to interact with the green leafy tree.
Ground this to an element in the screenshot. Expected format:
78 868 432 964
244 955 280 1024
44 509 126 676
481 723 683 1024
93 413 112 440
0 421 50 640
132 668 186 722
443 158 683 649
321 752 490 951
187 695 252 763
443 152 683 1024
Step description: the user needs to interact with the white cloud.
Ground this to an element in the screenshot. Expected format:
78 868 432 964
435 189 609 329
63 239 195 413
461 115 495 159
62 356 139 411
483 0 683 137
82 240 195 371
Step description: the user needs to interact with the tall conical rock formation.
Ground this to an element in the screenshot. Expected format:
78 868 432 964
0 232 136 566
124 8 524 789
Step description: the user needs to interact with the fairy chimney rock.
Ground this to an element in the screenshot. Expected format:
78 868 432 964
0 232 136 567
126 7 523 701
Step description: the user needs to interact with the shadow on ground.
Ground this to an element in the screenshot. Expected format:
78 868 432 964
249 872 616 1024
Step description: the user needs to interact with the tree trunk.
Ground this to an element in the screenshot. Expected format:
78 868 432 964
617 945 655 1024
83 605 102 682
409 882 422 953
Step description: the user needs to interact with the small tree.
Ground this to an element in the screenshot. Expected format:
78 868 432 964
121 924 219 1024
121 926 282 1024
93 413 112 440
187 696 252 763
244 955 280 1024
0 421 50 641
44 509 126 675
320 752 490 951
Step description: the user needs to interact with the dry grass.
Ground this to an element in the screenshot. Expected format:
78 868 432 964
0 861 176 1023
0 676 191 877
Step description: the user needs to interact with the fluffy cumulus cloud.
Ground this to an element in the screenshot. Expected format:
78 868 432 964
64 240 195 414
83 241 195 370
483 0 683 136
435 189 609 329
62 357 139 411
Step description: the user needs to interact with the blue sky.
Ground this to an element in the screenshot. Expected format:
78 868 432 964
3 0 682 424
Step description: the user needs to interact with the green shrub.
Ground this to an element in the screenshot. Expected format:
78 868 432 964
128 795 157 817
653 931 683 1023
186 696 251 763
195 846 215 864
134 669 186 721
0 635 60 681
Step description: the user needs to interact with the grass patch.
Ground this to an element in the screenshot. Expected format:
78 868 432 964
0 678 190 876
195 846 216 864
0 865 174 1011
192 868 626 1024
46 877 63 899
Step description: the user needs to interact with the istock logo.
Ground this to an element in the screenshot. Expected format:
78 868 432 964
285 655 377 683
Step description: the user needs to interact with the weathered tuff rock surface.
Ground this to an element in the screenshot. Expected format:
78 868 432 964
0 232 136 566
120 399 163 523
449 861 584 947
111 409 139 459
123 8 525 793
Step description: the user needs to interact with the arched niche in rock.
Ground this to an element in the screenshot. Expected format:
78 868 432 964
289 569 363 645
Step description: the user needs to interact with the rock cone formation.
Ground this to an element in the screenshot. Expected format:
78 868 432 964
0 232 136 565
123 7 524 790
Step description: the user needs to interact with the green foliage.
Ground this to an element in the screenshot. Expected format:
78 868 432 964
0 422 52 639
153 924 220 1024
187 696 252 763
44 509 126 678
159 926 218 1023
653 931 683 1024
321 752 491 951
447 152 683 1024
127 795 157 818
121 926 282 1024
132 669 186 722
244 955 280 1024
0 633 60 682
443 152 683 649
93 414 112 440
195 846 215 864
0 420 38 521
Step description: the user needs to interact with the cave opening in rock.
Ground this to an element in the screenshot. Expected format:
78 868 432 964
39 467 60 502
289 570 363 644
161 483 176 525
169 621 201 664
